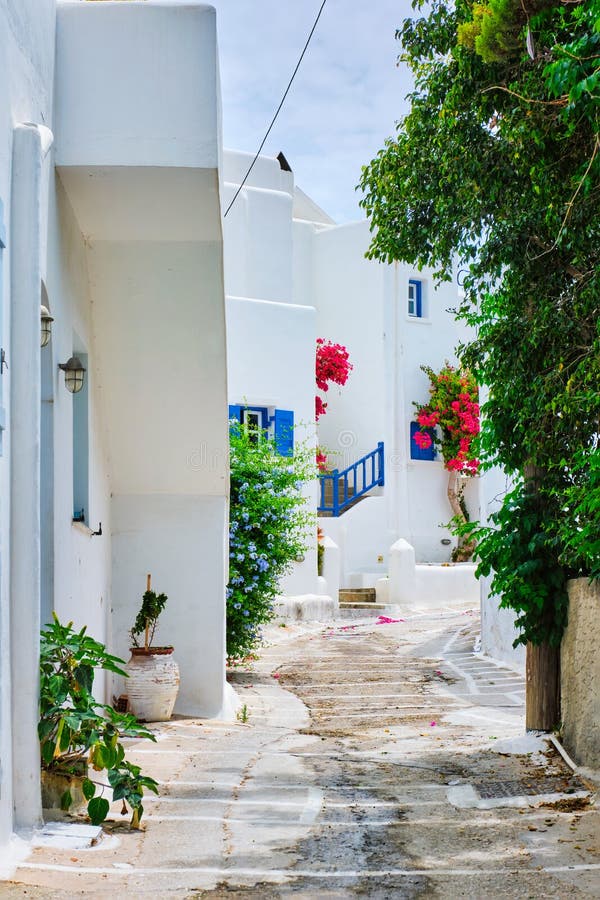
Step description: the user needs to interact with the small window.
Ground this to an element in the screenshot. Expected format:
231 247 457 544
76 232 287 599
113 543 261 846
408 279 423 318
228 405 294 456
410 421 435 461
241 407 268 444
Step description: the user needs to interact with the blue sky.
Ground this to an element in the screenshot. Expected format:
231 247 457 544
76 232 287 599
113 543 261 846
211 0 414 222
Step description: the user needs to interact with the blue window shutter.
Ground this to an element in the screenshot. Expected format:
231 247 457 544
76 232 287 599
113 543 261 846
410 421 435 461
274 409 294 457
228 405 242 436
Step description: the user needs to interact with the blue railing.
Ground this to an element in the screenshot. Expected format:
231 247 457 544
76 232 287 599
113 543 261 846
318 442 384 516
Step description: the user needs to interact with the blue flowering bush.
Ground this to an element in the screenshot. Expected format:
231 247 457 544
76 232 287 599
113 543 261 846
227 423 315 661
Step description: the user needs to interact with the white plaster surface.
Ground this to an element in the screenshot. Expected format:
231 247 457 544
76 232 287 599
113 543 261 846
312 220 474 566
87 240 228 496
111 494 228 718
223 156 318 600
0 0 57 853
0 0 229 863
478 461 525 669
47 174 113 696
55 1 220 168
388 537 478 608
319 535 340 603
274 594 337 623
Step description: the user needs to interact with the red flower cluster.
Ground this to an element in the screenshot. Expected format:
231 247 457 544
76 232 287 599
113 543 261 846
413 430 433 450
413 364 480 475
316 338 353 393
417 410 440 428
315 395 327 421
315 338 352 422
316 450 328 472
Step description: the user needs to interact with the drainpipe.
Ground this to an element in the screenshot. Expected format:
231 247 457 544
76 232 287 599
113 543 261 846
10 123 53 830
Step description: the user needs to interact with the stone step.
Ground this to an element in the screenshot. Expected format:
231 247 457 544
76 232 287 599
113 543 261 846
319 481 363 518
338 601 389 610
339 587 376 604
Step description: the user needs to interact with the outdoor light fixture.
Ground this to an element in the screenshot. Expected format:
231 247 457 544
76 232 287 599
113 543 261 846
40 305 54 347
58 356 86 394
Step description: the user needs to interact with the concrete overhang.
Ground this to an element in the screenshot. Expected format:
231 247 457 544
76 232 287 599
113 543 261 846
57 166 222 242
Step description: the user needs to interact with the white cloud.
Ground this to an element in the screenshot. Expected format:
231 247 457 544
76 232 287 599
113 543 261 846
212 0 414 221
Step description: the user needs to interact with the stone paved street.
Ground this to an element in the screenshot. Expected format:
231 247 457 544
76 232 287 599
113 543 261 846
4 603 599 898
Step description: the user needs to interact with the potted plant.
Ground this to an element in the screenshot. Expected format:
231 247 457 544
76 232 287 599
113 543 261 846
125 574 180 722
39 615 158 828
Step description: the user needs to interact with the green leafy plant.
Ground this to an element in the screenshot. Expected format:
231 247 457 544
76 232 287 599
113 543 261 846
461 485 570 647
130 576 168 650
39 615 158 827
227 420 315 661
359 0 599 645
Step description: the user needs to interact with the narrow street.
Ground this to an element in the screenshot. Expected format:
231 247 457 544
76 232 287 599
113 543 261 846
5 605 599 898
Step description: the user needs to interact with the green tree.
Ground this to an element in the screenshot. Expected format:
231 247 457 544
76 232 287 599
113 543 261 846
359 1 599 671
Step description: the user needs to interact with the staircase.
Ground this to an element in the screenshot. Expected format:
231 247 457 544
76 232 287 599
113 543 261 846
318 480 358 518
318 442 384 517
338 587 389 611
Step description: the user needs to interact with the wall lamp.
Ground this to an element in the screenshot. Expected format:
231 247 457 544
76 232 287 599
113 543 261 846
58 356 86 394
40 305 53 347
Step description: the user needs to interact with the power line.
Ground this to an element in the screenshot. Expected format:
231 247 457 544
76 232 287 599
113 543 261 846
223 0 328 218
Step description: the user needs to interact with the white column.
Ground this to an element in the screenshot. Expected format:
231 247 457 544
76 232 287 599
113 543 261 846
10 123 53 830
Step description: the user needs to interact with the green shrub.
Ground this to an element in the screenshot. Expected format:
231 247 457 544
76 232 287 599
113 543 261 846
39 616 158 827
227 423 315 661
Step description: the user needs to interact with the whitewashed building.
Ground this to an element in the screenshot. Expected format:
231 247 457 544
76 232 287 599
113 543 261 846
0 0 230 864
222 145 479 610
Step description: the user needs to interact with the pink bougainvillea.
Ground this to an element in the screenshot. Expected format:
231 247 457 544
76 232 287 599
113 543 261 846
315 338 353 470
413 363 480 475
315 395 328 421
315 338 353 394
316 449 328 472
413 430 433 450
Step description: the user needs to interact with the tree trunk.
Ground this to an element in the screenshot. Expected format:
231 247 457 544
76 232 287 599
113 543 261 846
447 471 476 561
522 464 562 730
526 641 560 731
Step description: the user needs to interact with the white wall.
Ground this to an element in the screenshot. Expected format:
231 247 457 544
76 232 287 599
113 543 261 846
0 0 230 863
111 495 228 717
0 0 57 856
226 294 318 596
46 175 113 695
222 150 294 303
478 462 525 669
223 152 320 598
54 0 229 719
55 1 219 169
87 239 228 715
312 219 475 568
320 497 388 584
312 221 387 465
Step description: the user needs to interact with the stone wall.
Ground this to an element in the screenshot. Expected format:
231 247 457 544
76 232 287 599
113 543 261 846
561 578 600 769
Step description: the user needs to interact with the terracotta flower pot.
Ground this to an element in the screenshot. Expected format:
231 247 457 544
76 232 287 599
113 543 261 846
126 647 180 722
